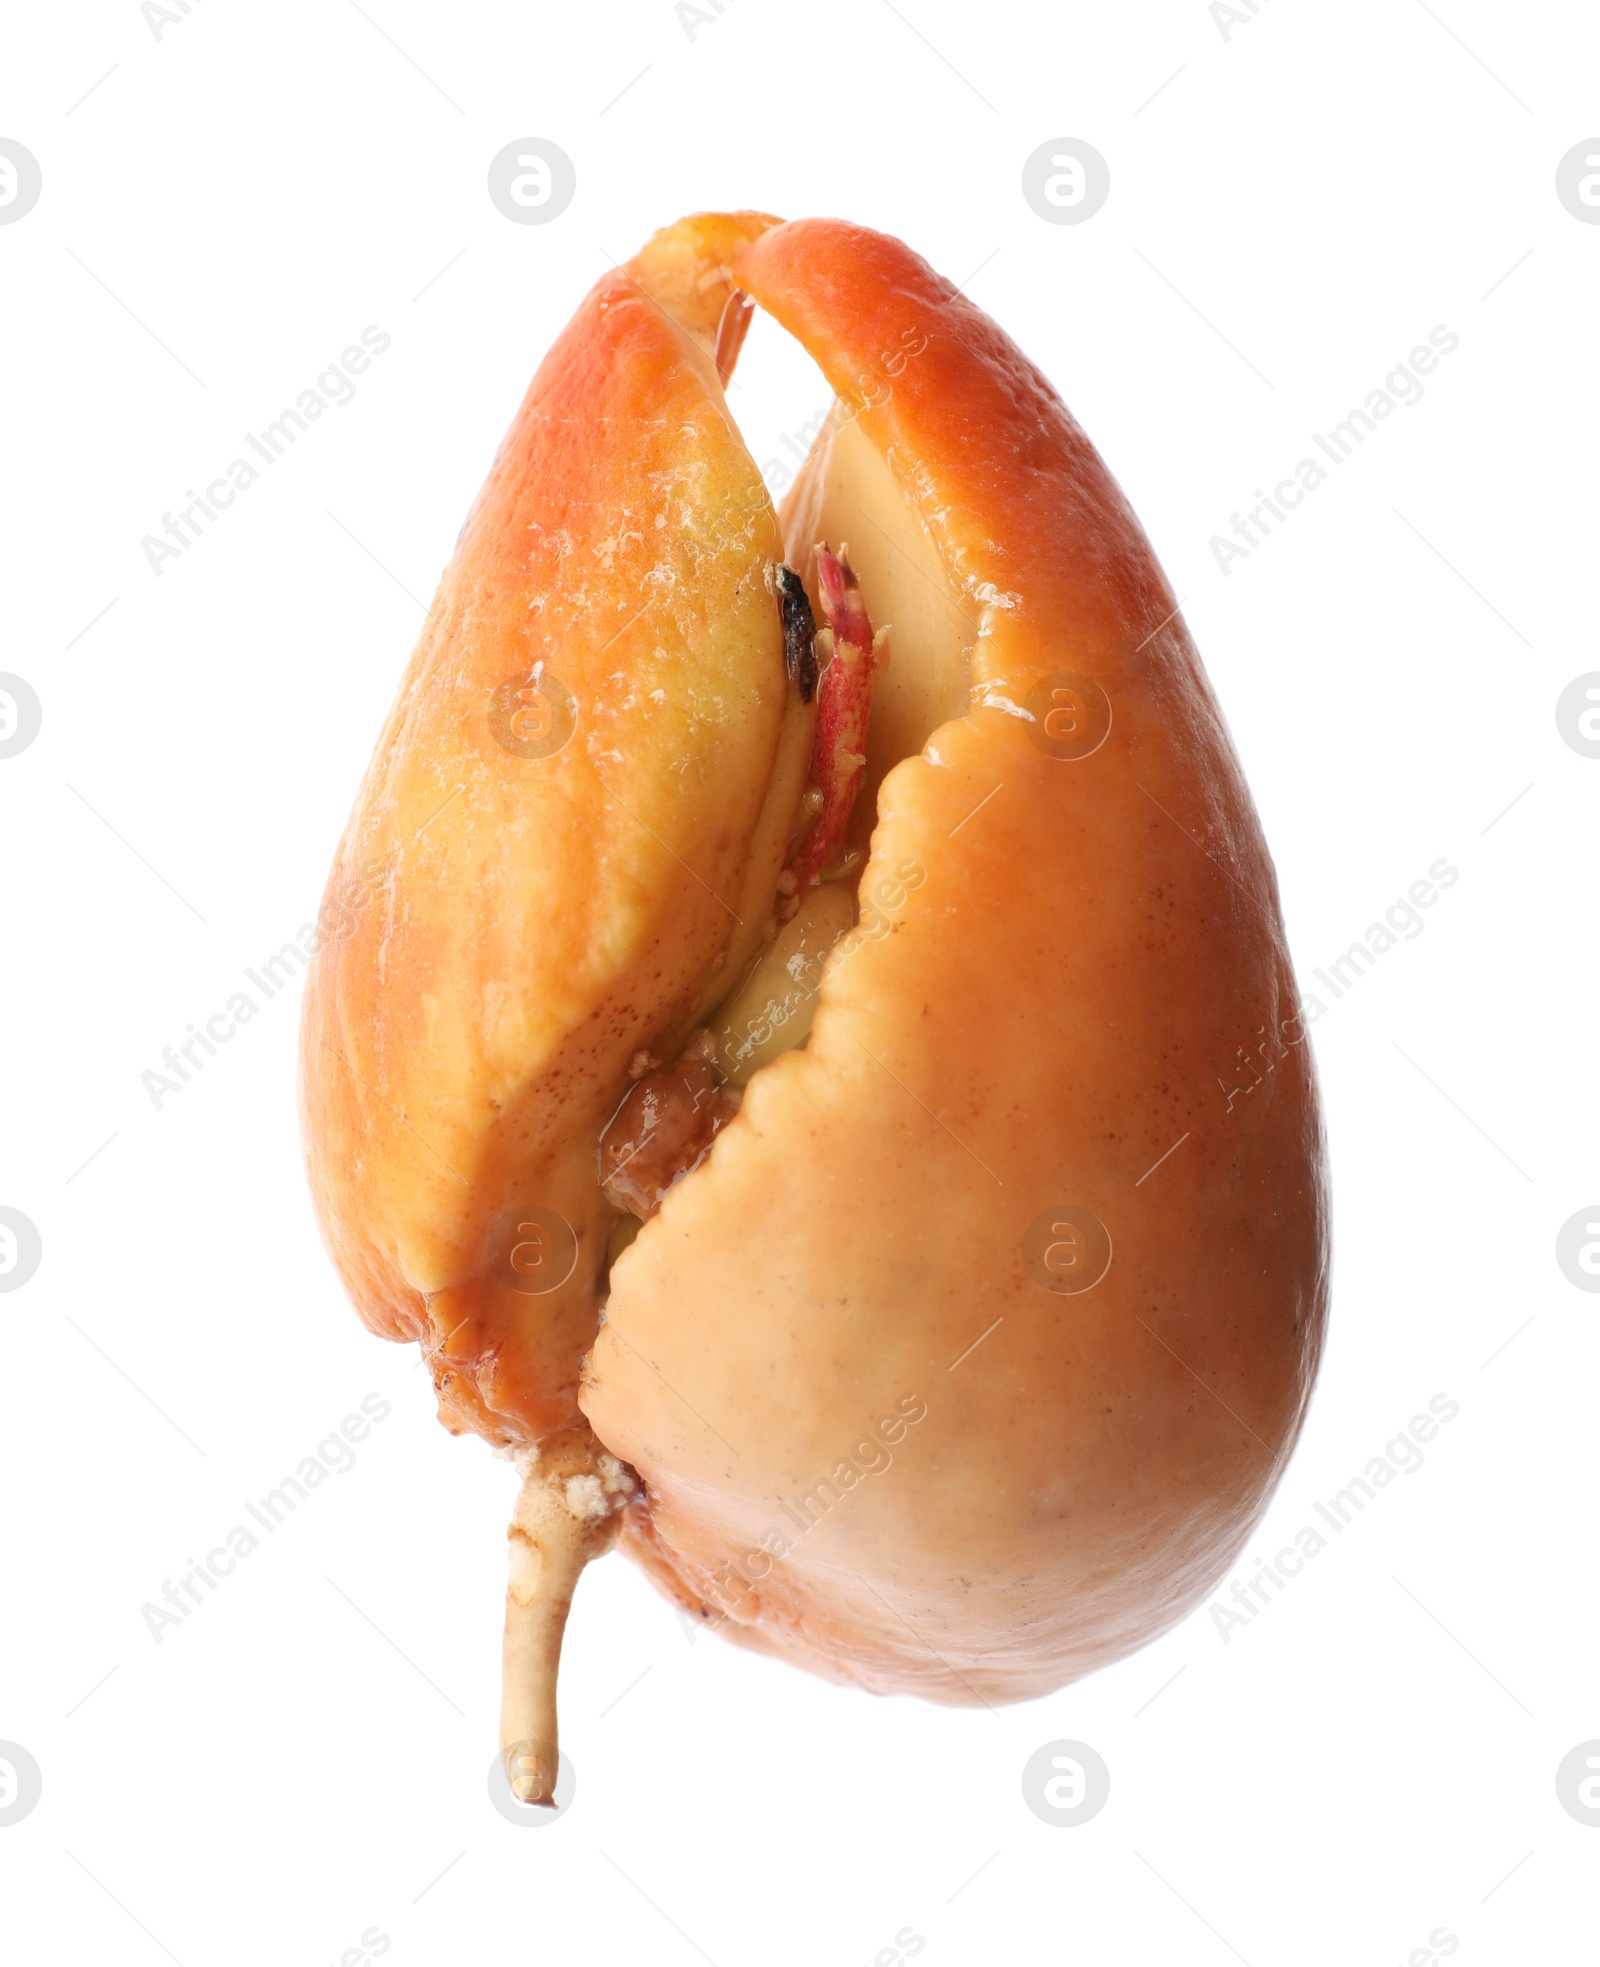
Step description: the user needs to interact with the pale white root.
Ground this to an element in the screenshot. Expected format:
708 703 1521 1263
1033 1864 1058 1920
499 1431 634 1805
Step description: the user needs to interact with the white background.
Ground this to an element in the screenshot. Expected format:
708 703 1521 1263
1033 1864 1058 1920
2 1 1596 1962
